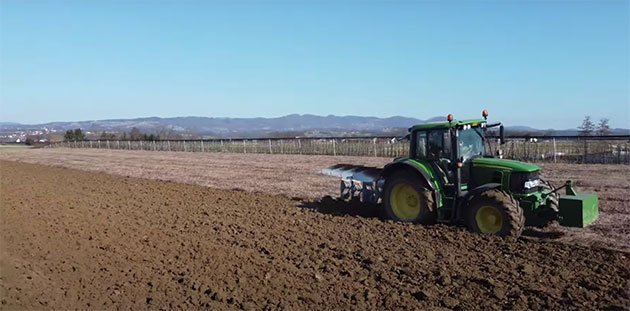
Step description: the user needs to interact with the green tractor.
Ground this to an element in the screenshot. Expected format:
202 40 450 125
322 111 599 237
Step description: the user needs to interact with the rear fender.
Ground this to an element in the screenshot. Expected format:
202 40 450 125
382 161 434 190
382 160 441 207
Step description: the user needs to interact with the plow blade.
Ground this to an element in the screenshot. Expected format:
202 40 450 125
321 164 382 183
321 164 384 203
558 193 599 227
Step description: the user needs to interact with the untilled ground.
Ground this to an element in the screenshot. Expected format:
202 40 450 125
0 148 389 199
1 161 629 310
0 148 629 251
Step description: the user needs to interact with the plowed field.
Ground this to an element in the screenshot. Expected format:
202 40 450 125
1 148 629 251
1 160 629 310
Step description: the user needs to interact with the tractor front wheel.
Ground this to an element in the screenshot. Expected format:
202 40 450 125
382 172 436 224
466 189 524 237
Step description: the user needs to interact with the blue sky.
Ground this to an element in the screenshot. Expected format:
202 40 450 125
0 1 628 129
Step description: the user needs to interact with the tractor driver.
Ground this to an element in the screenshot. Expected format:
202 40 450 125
427 131 452 161
427 131 454 182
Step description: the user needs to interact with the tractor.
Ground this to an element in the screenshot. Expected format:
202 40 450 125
322 111 599 237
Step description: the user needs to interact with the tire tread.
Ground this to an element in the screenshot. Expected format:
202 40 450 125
469 189 524 237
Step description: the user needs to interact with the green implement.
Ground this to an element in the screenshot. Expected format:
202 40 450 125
559 193 599 227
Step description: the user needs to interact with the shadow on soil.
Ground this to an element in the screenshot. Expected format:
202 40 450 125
298 196 381 219
300 196 568 241
522 227 565 240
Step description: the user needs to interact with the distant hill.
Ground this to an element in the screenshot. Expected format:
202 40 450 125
1 115 628 138
1 115 430 138
0 122 22 126
501 127 630 136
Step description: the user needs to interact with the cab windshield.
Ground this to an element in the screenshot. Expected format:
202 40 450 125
459 127 485 162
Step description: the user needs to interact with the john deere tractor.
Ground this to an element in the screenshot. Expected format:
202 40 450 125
322 111 598 237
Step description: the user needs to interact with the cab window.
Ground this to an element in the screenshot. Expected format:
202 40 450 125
415 132 427 158
427 130 452 160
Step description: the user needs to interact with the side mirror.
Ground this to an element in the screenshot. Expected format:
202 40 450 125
499 125 505 145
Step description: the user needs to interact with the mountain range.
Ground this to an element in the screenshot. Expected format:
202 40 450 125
1 115 628 138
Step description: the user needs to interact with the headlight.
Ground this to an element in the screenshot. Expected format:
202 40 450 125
524 179 542 189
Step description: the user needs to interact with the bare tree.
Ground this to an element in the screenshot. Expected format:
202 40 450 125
99 131 117 140
578 116 595 136
129 127 143 140
596 118 611 136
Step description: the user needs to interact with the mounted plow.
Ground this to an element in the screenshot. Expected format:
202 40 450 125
321 164 384 203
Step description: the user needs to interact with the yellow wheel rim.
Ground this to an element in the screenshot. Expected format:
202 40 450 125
475 205 503 234
390 183 421 220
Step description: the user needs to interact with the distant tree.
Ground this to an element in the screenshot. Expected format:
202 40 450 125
99 131 117 140
578 116 595 136
156 127 179 140
25 137 34 145
129 127 143 140
596 118 611 136
64 130 75 141
73 128 85 141
64 128 84 141
121 132 128 140
156 127 168 139
142 134 157 141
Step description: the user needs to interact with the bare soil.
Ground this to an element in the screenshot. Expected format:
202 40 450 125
0 148 389 199
1 148 629 251
1 160 629 310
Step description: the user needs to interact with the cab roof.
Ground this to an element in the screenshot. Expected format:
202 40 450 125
408 118 486 132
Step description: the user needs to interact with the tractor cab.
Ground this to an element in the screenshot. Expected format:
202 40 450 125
408 112 500 190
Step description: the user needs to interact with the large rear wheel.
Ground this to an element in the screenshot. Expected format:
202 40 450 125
466 189 524 237
382 172 436 224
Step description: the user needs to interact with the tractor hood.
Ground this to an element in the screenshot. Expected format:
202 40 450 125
472 157 539 173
